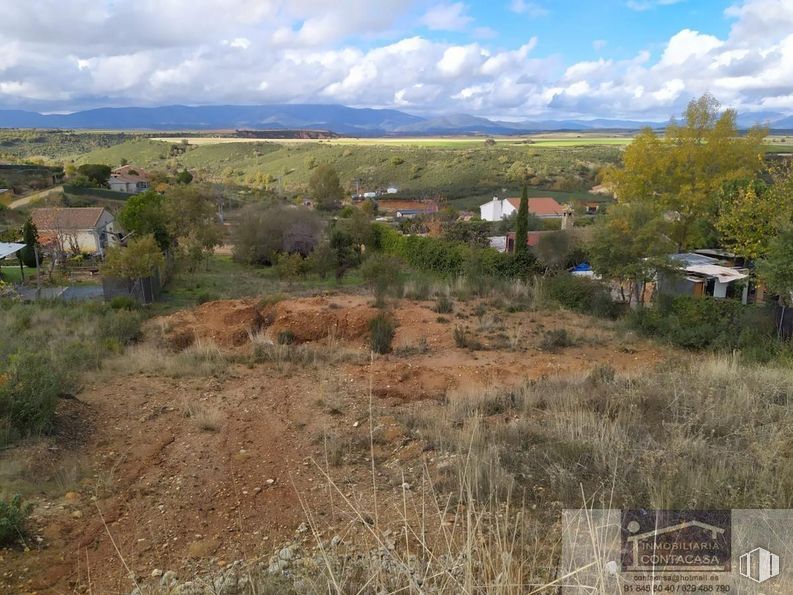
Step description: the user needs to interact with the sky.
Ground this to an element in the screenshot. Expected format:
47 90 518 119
0 0 791 120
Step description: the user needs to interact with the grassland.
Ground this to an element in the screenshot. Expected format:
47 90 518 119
73 138 619 202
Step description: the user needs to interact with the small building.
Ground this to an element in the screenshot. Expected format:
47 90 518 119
31 207 119 257
479 196 564 222
584 202 600 215
386 187 399 194
108 165 150 194
658 252 750 303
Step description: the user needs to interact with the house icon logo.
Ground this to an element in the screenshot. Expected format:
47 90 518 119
739 548 779 583
621 511 731 573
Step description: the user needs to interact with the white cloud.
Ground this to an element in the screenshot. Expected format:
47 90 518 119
626 0 684 11
508 0 549 17
420 3 473 32
0 0 790 120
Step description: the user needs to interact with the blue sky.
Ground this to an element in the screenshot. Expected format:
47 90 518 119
0 0 791 119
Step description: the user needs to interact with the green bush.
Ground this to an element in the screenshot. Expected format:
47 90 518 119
109 295 139 310
373 223 538 279
434 295 453 314
630 295 777 356
98 309 142 345
545 273 620 319
361 254 403 307
539 329 574 352
369 313 396 354
0 495 32 546
196 291 218 305
278 330 296 345
0 352 61 440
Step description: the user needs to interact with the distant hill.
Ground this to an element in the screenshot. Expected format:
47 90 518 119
0 104 790 134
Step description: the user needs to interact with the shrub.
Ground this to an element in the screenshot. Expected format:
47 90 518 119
369 313 396 354
278 330 296 345
0 352 61 440
545 273 620 319
361 254 403 307
630 295 777 356
538 329 574 352
434 295 453 314
98 309 142 345
109 295 139 310
196 291 218 305
0 495 32 546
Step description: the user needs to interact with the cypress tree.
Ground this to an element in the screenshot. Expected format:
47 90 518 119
20 218 39 268
514 184 529 255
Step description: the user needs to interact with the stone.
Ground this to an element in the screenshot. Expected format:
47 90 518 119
331 535 342 547
151 568 163 578
71 510 83 519
279 547 293 561
160 570 178 587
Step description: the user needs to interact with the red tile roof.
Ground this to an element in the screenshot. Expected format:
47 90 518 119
505 197 564 217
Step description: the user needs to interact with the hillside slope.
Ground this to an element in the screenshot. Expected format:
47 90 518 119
74 139 621 199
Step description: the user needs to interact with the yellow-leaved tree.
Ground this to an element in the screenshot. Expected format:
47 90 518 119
716 164 793 260
603 93 767 249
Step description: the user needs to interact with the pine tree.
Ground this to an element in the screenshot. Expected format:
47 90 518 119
514 185 529 255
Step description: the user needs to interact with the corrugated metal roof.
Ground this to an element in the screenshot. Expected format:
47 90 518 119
685 264 748 283
0 242 25 260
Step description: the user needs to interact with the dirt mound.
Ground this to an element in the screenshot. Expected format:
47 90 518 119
162 300 265 349
265 297 378 344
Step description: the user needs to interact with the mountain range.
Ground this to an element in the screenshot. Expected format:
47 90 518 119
0 104 790 135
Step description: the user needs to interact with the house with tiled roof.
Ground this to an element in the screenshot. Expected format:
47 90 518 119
31 207 119 257
109 165 150 194
479 196 564 221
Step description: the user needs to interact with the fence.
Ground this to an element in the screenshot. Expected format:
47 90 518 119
103 269 162 305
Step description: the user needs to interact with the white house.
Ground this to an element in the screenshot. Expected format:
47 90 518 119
31 207 120 257
480 196 565 222
386 187 399 194
109 165 150 194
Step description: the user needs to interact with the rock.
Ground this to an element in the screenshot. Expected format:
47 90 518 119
265 478 275 486
71 510 83 519
151 568 163 578
64 491 80 503
279 547 293 561
160 570 178 587
296 522 308 533
331 535 342 547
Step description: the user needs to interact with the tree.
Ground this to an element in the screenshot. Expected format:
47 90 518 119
717 166 793 260
76 164 111 187
175 169 194 185
305 241 336 279
232 204 322 265
758 228 793 309
514 185 529 255
166 186 223 270
589 202 675 306
603 93 766 249
309 164 344 211
102 235 164 280
19 218 38 268
535 231 573 272
442 220 491 248
117 191 173 251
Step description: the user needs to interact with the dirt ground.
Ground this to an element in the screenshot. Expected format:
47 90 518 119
1 294 669 594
